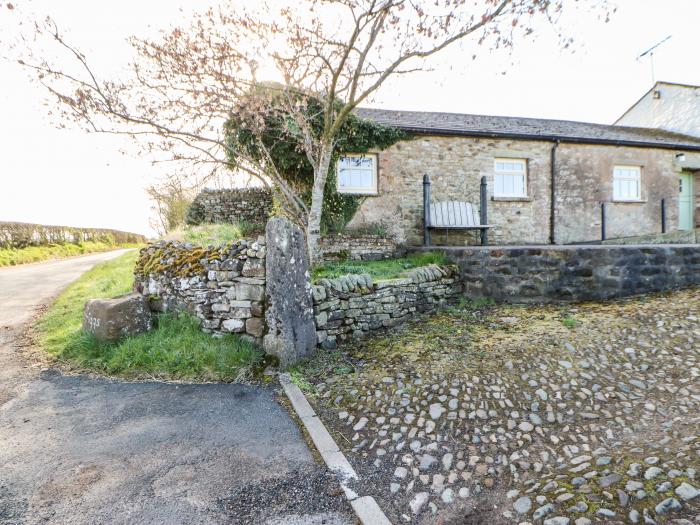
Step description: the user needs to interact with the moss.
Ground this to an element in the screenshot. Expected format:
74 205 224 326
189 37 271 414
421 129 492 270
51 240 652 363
134 242 234 278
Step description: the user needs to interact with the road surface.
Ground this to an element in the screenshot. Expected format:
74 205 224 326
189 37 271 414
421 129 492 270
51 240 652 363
0 251 351 524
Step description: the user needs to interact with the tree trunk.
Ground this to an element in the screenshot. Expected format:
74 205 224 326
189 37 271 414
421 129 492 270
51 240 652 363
306 142 334 265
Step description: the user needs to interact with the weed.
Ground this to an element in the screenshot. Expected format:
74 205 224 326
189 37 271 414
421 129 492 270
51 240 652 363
561 315 578 329
36 251 262 381
167 222 263 246
312 251 448 281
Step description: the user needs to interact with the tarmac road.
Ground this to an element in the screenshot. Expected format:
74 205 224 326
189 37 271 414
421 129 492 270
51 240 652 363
0 251 352 524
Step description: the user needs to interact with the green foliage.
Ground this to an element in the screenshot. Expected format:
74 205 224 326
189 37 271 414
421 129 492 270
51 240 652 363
60 313 262 381
224 89 407 232
312 251 448 281
447 296 495 319
0 221 145 249
348 222 388 237
184 199 204 225
38 251 140 352
0 241 141 267
37 251 262 381
287 350 355 396
179 223 263 246
561 315 578 329
147 182 194 234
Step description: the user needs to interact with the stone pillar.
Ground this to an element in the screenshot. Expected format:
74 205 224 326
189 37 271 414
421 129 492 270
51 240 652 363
263 217 317 366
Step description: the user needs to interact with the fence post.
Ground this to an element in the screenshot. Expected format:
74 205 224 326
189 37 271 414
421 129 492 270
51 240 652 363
423 174 431 246
661 198 667 234
480 176 488 246
601 202 606 241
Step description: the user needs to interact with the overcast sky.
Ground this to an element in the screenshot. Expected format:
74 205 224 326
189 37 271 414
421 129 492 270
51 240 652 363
1 0 699 236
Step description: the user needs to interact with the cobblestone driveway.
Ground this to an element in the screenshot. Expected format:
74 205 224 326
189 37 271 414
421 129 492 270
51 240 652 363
303 288 700 525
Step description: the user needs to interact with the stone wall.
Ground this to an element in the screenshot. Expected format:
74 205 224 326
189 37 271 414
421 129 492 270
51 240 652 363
418 245 700 303
134 239 266 342
311 265 462 348
348 136 552 246
347 135 690 245
318 233 398 261
186 187 273 226
603 229 697 245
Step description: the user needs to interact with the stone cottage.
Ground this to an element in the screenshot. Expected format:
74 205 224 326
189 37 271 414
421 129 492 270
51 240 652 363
616 81 700 138
338 108 700 245
616 81 700 231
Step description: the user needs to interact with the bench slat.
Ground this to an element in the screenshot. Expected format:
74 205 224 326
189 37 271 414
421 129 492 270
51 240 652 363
430 201 483 228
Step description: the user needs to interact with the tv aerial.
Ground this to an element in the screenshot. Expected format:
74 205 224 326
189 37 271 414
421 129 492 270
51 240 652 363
637 35 671 84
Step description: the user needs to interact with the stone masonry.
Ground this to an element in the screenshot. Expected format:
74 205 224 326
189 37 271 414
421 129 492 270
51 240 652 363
420 244 700 303
312 265 462 349
134 239 266 343
318 233 398 261
186 187 273 226
263 217 317 366
347 136 686 245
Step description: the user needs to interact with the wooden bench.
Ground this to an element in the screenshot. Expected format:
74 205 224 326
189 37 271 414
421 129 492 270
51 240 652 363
423 175 492 246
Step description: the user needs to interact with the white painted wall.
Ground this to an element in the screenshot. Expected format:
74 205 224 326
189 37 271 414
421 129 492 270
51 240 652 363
616 82 700 138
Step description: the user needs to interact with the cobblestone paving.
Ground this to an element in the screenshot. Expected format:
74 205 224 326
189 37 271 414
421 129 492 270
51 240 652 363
304 288 700 525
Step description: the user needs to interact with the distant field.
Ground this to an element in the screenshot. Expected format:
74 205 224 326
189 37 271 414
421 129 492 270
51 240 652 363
0 241 142 267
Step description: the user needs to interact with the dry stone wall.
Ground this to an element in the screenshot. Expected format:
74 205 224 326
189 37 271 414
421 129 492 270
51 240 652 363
133 239 266 342
186 188 273 226
426 244 700 303
318 233 398 261
311 265 462 349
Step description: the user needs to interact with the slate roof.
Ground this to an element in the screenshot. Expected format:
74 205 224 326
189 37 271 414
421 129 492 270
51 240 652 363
356 107 700 151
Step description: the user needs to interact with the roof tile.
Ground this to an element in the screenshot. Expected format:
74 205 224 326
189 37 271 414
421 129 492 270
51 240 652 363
356 108 700 150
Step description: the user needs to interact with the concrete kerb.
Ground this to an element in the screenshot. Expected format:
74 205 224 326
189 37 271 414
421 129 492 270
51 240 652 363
279 373 392 525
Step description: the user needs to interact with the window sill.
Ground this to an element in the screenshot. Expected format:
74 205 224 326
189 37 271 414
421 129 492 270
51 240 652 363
611 199 647 204
337 190 379 196
492 196 532 202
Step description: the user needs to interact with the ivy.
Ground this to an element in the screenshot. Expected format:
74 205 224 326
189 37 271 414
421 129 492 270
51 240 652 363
224 91 407 233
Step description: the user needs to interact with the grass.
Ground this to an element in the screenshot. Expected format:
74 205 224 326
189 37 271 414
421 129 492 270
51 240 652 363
311 251 448 282
561 315 578 329
166 222 263 246
36 250 262 381
0 241 141 267
287 350 356 395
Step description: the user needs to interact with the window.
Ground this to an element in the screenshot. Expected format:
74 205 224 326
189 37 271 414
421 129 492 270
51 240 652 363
613 165 642 201
494 158 527 198
337 154 378 194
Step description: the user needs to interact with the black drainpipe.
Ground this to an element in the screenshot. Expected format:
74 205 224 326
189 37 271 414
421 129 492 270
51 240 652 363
550 140 560 245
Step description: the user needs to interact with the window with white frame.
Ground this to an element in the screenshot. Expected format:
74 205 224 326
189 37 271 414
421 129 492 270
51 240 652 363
337 154 378 194
613 165 642 201
494 158 527 198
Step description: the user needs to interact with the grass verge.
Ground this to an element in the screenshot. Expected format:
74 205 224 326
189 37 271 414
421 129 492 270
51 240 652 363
36 251 262 381
0 241 141 267
311 251 448 282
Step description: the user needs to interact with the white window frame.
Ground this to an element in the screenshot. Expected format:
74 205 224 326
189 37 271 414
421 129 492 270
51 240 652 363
493 158 528 198
612 165 642 202
336 153 378 195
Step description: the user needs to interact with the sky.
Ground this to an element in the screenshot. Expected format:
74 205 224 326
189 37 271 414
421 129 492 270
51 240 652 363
1 0 699 237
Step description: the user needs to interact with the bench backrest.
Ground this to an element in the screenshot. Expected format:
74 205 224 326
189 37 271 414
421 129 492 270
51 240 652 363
429 201 481 228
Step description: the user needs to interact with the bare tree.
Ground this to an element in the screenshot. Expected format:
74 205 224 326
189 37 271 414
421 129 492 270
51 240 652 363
147 176 196 236
12 0 609 261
